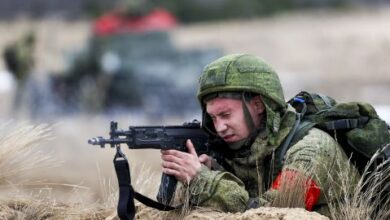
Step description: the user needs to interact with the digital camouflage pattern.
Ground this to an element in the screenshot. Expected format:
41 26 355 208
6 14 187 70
288 91 390 169
189 165 249 212
197 54 285 111
332 102 390 157
188 54 361 216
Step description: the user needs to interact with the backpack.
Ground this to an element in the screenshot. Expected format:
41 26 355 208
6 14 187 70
265 91 390 192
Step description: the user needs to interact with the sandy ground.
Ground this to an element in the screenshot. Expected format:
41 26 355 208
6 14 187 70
1 6 390 219
135 204 328 220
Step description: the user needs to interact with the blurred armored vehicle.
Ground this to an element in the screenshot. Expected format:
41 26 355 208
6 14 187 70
51 8 221 116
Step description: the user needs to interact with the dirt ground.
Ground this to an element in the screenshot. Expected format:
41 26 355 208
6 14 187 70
0 6 390 219
134 204 328 220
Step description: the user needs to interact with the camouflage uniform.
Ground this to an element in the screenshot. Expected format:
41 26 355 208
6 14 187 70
3 32 36 113
3 32 35 81
188 54 360 216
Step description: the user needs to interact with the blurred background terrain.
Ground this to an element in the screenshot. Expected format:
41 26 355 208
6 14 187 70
0 0 390 211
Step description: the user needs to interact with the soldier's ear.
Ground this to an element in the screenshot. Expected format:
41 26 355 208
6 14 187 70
252 96 265 114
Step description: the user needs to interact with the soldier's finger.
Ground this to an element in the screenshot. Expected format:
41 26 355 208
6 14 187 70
162 161 181 171
198 154 208 163
163 168 180 178
162 149 186 158
161 154 184 164
186 139 198 156
199 154 212 168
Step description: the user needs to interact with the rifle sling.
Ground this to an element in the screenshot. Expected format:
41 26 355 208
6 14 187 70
134 191 179 211
114 151 181 220
114 157 136 220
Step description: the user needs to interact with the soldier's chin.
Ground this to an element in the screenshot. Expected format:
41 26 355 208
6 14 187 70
227 138 247 150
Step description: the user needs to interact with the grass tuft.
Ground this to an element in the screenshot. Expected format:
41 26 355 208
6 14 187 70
0 121 54 184
326 144 390 220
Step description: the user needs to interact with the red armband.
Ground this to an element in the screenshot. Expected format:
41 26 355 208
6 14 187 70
271 170 321 211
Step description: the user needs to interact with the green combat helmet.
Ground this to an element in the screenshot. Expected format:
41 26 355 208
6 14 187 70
197 54 285 109
197 54 288 147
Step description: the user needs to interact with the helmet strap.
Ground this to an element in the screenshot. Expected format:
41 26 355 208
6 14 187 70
202 110 218 137
241 92 261 146
242 92 256 132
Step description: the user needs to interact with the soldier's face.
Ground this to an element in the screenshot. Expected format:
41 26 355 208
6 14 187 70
206 96 264 143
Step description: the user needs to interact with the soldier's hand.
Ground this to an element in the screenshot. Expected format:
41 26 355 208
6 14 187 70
161 139 201 184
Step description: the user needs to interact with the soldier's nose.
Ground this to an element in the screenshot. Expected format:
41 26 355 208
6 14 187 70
215 122 227 133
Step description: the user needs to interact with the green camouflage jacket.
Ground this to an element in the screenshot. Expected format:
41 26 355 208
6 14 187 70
188 105 360 215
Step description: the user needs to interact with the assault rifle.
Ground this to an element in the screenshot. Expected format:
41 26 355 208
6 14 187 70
88 120 215 220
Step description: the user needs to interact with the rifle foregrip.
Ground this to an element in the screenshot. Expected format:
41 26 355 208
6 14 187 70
156 173 177 205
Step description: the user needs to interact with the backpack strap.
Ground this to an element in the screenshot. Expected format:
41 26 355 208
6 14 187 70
264 120 316 188
277 113 304 163
278 97 314 160
289 121 317 147
318 117 369 130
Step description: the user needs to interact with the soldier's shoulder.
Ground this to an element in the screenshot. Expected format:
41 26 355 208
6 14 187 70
286 127 340 158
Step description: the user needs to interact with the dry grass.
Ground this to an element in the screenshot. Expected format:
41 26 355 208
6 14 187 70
326 144 390 220
0 198 116 220
0 121 54 184
95 163 118 209
0 121 117 219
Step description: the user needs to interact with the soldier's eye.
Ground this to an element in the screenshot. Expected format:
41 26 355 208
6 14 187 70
221 113 230 119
